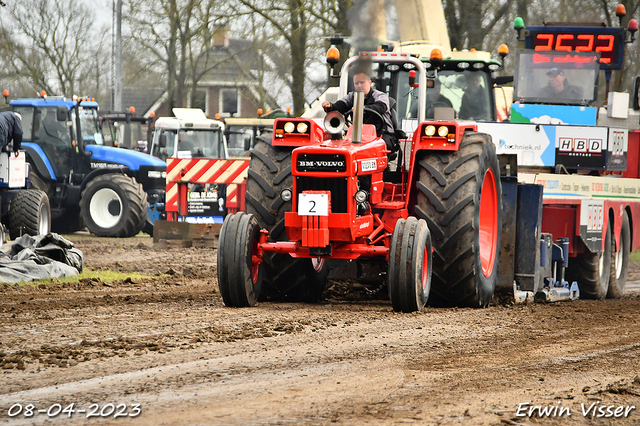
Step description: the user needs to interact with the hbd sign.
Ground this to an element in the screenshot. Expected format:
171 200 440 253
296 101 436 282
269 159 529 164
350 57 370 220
555 126 609 170
558 137 603 154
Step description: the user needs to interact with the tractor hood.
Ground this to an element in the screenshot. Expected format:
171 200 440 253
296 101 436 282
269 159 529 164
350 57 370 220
85 145 166 171
292 132 387 177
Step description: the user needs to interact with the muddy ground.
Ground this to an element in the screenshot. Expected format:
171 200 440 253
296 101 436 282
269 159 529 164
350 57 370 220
0 233 639 425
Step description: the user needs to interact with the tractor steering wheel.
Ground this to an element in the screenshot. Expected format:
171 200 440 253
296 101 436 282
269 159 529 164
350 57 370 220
344 106 385 136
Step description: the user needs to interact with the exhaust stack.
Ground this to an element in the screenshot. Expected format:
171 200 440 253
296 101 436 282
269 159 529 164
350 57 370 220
352 91 364 144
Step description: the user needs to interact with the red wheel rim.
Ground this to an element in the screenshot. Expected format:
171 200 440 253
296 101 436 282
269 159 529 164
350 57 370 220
422 246 429 289
479 169 498 277
251 234 260 283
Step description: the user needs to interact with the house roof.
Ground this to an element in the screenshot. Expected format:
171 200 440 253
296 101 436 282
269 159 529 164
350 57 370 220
118 87 165 116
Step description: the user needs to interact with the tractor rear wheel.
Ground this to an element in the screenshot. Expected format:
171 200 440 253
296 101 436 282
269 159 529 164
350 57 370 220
217 212 262 307
608 212 630 298
567 220 612 299
80 174 148 237
388 217 432 313
8 189 51 240
416 133 502 308
245 139 329 302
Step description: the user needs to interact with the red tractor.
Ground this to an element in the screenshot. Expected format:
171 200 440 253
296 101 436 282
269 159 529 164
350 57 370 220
217 53 502 312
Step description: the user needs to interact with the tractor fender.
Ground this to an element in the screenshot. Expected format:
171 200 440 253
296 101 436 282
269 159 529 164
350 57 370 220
79 167 131 194
21 143 57 181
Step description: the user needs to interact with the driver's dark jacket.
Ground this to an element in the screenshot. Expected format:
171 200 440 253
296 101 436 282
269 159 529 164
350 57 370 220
327 89 393 137
0 111 23 152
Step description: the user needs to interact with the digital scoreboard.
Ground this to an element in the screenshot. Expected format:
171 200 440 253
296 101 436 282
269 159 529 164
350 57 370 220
525 26 626 70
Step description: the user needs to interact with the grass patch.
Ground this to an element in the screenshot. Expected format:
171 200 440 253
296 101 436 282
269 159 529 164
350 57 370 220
630 250 640 263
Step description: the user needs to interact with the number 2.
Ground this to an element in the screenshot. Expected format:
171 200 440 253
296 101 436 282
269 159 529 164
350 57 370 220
308 200 316 213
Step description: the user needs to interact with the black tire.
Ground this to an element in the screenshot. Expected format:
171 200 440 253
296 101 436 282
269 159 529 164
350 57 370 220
566 220 611 300
415 132 502 308
217 212 262 307
80 174 148 237
245 139 329 302
8 189 51 240
388 217 432 313
30 166 83 234
608 212 630 298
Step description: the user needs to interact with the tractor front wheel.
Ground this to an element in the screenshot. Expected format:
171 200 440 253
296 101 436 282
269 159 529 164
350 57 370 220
388 217 432 313
8 189 51 239
80 174 148 237
245 139 329 302
217 212 262 307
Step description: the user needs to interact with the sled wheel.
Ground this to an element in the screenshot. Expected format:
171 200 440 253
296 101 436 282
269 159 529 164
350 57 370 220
217 212 262 307
8 189 51 239
608 212 630 298
388 217 432 313
416 132 502 307
245 139 328 302
80 174 148 237
567 220 611 300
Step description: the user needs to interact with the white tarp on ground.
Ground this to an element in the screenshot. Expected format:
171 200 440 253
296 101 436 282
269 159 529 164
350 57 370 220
0 233 83 284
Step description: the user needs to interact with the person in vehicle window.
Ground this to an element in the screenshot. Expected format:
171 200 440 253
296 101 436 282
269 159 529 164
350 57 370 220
321 67 399 155
539 68 583 100
411 79 453 119
459 73 490 120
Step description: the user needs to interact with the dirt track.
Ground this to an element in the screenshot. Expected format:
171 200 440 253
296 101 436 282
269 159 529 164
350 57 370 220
0 234 639 425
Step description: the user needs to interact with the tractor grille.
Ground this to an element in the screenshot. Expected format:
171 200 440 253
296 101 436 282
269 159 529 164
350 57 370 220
296 176 348 213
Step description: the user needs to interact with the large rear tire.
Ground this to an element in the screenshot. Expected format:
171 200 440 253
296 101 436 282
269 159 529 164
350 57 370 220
608 212 630 298
8 189 51 239
415 133 502 308
245 139 329 302
80 174 148 237
567 221 611 300
217 212 262 307
388 217 432 313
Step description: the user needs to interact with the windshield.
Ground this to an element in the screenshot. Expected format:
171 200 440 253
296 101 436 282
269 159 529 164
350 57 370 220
513 50 599 105
12 106 34 140
398 70 494 122
176 128 223 158
152 128 224 160
77 107 104 145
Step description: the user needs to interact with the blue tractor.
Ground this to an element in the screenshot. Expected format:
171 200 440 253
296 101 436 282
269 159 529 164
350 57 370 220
10 96 166 237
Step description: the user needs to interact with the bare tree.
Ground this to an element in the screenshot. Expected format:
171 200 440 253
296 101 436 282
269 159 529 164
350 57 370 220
0 0 107 99
124 0 223 111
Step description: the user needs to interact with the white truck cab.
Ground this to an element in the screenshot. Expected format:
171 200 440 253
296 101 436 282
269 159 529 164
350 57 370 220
150 108 227 161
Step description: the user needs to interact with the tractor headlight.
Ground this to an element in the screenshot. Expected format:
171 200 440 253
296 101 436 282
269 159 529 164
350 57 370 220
284 122 295 133
425 125 436 136
354 190 368 204
438 126 449 137
148 170 163 179
296 122 308 133
281 189 293 202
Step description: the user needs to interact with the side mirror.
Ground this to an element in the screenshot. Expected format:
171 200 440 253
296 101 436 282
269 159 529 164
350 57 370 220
159 133 167 148
56 106 67 121
633 76 640 110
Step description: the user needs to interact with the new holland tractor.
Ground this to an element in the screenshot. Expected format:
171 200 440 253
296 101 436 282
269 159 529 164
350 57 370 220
10 95 166 237
217 53 503 312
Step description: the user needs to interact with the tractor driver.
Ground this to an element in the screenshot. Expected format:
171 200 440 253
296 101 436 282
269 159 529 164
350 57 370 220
321 68 399 156
539 68 583 101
